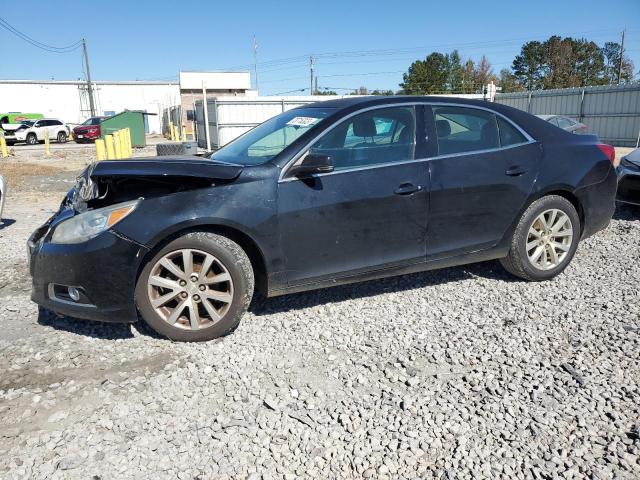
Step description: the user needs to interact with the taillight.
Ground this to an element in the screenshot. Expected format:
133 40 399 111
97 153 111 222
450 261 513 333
597 143 618 168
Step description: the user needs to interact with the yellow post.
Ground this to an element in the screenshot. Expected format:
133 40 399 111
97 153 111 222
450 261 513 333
125 128 132 157
120 129 128 158
173 125 179 142
105 134 115 160
95 139 106 161
0 136 7 158
44 128 51 156
169 121 174 140
181 125 187 142
113 131 123 159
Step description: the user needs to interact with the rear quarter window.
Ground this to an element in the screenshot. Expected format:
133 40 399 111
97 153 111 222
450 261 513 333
497 117 527 147
433 106 499 155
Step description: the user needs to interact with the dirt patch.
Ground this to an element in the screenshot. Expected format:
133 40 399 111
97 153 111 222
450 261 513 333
0 352 173 392
0 260 31 298
0 163 66 189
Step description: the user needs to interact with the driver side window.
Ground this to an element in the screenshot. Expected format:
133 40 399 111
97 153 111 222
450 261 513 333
309 107 416 171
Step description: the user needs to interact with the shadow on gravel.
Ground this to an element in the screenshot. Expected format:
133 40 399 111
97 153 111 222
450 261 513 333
250 260 515 316
37 306 137 340
0 218 16 230
34 263 516 337
613 203 640 221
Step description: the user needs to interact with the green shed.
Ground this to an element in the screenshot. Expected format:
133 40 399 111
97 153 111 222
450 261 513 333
100 110 152 147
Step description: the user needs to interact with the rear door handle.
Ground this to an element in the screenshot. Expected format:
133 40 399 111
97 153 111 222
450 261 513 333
506 166 528 176
394 183 422 195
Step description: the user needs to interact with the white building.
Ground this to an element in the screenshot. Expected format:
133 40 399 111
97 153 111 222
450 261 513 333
0 72 254 135
0 79 179 133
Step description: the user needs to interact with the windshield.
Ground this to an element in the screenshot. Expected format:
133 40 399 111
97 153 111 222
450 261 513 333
212 108 335 165
21 120 35 127
82 117 103 125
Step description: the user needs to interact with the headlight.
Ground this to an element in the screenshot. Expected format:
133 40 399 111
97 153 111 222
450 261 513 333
51 200 139 244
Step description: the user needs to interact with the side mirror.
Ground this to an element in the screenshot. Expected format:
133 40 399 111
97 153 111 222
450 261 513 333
289 153 334 178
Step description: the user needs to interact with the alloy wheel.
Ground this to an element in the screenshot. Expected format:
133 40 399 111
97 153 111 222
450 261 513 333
526 209 573 271
147 248 234 330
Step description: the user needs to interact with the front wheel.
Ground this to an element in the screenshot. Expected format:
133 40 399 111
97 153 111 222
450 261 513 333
26 133 38 145
500 195 580 281
135 232 254 341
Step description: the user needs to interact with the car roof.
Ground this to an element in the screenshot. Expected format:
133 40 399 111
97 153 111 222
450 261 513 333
301 95 499 110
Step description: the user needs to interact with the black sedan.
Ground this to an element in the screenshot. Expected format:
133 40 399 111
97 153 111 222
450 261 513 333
617 148 640 206
28 96 618 341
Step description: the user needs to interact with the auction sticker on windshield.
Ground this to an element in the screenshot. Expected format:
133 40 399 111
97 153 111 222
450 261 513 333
286 116 320 127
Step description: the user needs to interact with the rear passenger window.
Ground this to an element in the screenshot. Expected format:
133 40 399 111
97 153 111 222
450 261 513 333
433 106 498 155
497 117 527 147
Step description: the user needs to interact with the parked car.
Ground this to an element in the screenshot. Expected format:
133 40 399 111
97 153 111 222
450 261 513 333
14 118 70 145
73 116 109 143
1 113 45 145
28 96 618 341
0 174 5 222
536 115 588 134
616 147 640 206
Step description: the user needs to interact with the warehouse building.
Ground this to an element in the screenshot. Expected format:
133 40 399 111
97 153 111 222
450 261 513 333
0 71 253 134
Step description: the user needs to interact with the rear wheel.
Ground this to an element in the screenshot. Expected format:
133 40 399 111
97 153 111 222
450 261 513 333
57 131 67 143
135 232 254 341
500 195 580 281
26 133 37 145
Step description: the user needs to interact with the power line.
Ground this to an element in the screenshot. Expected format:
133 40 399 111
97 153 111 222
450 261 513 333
267 88 307 96
223 27 631 72
0 16 82 53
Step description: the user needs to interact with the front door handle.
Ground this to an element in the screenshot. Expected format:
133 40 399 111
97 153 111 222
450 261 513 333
506 166 528 176
394 183 422 195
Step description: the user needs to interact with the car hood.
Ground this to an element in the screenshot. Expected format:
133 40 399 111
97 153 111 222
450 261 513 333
68 156 243 211
88 156 243 180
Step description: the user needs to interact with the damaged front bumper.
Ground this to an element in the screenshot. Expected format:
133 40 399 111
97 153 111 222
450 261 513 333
28 156 242 323
28 209 148 323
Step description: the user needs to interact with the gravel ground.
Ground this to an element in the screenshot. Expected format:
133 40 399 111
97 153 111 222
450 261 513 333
0 149 638 479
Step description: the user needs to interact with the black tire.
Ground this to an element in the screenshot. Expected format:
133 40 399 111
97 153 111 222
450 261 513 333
500 195 580 281
57 131 67 143
26 133 38 145
135 232 254 342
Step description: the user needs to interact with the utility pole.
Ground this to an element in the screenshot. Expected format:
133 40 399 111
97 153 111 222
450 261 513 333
310 56 314 95
253 35 259 92
618 29 626 85
82 38 96 117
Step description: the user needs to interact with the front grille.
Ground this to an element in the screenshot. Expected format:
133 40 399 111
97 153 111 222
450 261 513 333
618 176 640 204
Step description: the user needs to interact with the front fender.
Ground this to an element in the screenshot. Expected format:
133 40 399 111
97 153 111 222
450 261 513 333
113 178 280 281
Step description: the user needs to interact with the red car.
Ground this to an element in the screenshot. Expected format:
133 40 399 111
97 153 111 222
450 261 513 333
73 116 109 143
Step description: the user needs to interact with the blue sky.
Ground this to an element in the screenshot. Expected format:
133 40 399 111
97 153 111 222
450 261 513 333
1 0 639 95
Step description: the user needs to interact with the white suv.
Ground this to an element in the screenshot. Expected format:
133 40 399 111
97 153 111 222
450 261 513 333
14 118 70 145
